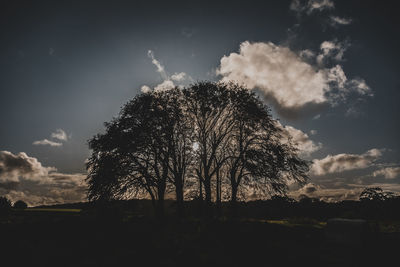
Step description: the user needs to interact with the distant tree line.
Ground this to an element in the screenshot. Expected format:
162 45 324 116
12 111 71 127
86 82 309 217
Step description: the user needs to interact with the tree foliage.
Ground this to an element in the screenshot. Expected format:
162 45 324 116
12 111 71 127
13 200 28 209
86 82 309 216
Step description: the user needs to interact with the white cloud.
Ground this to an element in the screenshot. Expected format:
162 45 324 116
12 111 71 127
218 41 327 110
330 16 352 26
310 130 317 135
148 50 168 80
308 0 334 12
154 80 175 92
278 122 322 157
171 72 187 81
141 85 152 93
290 0 334 15
33 139 63 147
51 129 68 141
373 167 400 179
145 51 189 93
216 41 371 116
311 149 383 176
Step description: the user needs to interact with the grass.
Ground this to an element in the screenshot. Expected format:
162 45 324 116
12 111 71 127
25 208 81 213
266 218 327 228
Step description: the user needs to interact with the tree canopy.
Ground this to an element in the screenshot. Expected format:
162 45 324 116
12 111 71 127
86 82 309 216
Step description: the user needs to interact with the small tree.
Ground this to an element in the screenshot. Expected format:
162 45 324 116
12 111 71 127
13 200 28 210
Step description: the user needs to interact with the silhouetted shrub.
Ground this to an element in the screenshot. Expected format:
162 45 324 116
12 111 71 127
13 200 28 210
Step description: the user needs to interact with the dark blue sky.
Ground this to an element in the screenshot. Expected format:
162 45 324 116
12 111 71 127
0 0 399 205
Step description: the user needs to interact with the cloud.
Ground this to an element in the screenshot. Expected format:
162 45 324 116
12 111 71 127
171 72 187 81
300 183 320 194
0 151 56 182
141 85 152 93
145 50 190 92
33 139 63 147
317 40 349 64
51 129 68 141
217 41 371 117
310 130 317 135
290 0 334 15
154 80 175 92
0 151 86 206
330 16 352 26
147 50 168 80
308 0 334 12
278 122 322 157
33 129 69 147
313 114 321 120
373 167 400 179
311 149 383 176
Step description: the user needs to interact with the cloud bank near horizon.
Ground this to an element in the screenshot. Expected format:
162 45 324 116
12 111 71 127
0 151 86 206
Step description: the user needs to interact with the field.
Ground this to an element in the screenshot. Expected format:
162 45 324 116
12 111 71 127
1 203 400 267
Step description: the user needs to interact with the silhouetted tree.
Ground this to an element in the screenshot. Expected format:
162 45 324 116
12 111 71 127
87 93 173 218
13 200 28 209
184 82 235 209
0 196 12 216
87 81 308 218
359 187 396 201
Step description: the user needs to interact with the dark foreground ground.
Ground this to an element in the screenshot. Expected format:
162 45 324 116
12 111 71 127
1 208 399 267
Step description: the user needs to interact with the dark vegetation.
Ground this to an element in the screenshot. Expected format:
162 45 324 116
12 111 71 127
1 192 400 266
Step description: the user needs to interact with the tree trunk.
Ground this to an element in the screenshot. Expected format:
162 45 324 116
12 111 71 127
156 180 166 219
204 178 213 218
216 169 222 217
230 185 238 218
175 180 185 217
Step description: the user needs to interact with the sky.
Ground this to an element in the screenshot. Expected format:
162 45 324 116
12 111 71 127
1 0 399 205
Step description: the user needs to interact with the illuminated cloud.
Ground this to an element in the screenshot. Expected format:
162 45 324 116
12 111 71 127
147 50 168 80
33 139 63 147
0 151 86 206
290 0 334 15
373 167 400 179
146 51 189 92
51 129 68 141
171 72 187 81
141 85 152 93
311 149 383 176
330 16 352 26
317 40 349 64
0 151 56 182
278 122 322 157
154 80 175 92
217 41 371 117
33 129 69 147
